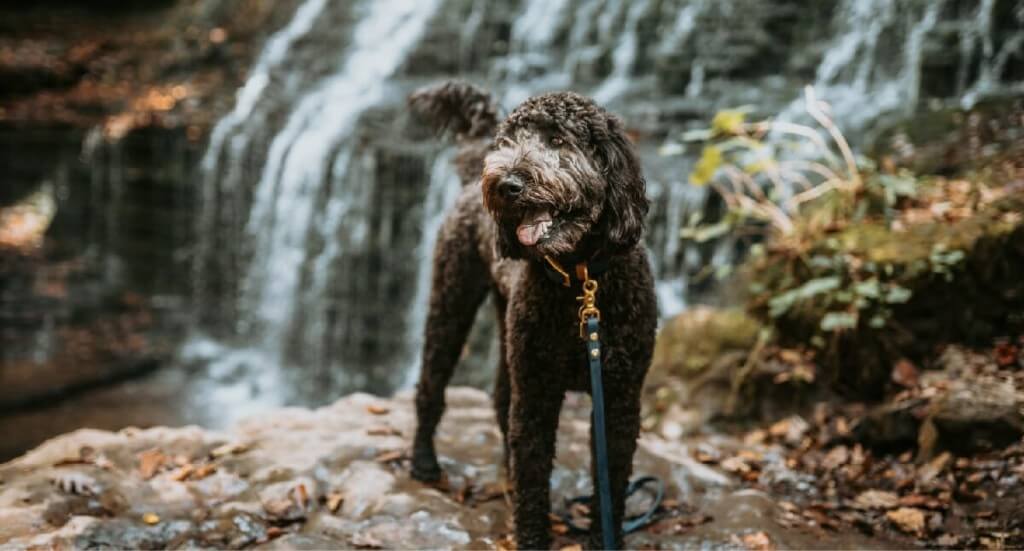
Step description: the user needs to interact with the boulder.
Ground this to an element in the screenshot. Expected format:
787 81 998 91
0 387 890 549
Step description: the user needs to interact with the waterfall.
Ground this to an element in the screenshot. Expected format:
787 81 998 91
401 149 463 388
781 0 1022 133
193 0 329 331
189 0 443 404
593 0 653 104
186 0 1023 406
960 0 1024 106
242 0 442 351
804 0 944 130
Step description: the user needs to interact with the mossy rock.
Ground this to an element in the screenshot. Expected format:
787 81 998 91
651 306 761 379
744 191 1024 399
869 96 1024 176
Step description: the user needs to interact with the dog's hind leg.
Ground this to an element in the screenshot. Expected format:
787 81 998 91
411 214 489 483
491 294 511 475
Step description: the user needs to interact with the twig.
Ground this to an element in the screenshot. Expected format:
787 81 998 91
803 86 861 190
785 178 842 211
759 120 841 169
725 329 770 415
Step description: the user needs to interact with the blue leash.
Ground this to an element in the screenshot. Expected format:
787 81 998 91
577 312 664 548
561 476 666 535
544 257 664 549
586 316 617 550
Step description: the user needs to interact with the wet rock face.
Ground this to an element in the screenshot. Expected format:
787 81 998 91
0 126 196 411
0 388 892 549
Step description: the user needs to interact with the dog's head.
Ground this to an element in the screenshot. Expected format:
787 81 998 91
480 92 648 260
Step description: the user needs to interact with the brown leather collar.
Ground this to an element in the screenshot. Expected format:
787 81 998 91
542 254 610 287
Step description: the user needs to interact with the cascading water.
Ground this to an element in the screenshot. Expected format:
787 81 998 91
188 0 1023 410
242 0 442 350
401 148 463 388
189 0 445 407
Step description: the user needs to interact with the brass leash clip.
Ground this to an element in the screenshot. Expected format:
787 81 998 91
576 264 601 340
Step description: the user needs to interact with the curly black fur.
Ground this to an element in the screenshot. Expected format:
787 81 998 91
409 80 500 185
409 81 657 549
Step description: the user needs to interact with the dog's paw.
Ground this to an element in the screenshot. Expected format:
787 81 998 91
410 456 443 483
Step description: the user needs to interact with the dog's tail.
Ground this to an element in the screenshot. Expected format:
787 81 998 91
409 80 499 141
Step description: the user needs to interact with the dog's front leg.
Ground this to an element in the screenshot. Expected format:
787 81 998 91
508 369 564 549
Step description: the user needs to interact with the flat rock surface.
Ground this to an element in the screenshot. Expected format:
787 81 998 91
0 387 889 549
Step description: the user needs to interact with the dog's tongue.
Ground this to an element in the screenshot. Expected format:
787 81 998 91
516 211 552 246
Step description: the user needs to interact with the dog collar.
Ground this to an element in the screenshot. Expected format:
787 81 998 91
542 254 610 287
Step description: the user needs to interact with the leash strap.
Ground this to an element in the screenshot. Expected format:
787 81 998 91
548 257 663 547
561 476 666 535
586 316 616 550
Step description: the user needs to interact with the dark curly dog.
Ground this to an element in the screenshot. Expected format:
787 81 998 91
409 81 657 549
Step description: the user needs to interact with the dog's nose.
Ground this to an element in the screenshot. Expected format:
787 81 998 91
497 176 524 198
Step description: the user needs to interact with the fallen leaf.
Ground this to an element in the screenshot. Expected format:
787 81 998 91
295 483 310 509
834 417 850 437
821 445 849 470
853 490 899 509
886 507 925 534
210 442 249 458
170 464 195 482
721 456 751 474
660 498 681 510
193 464 216 480
737 449 763 462
779 501 798 513
327 492 344 513
740 531 775 551
694 450 719 464
495 535 515 551
470 481 507 504
454 484 472 504
918 452 951 482
897 494 943 510
366 404 390 415
142 512 160 525
993 341 1019 368
743 429 768 446
769 416 810 444
138 449 167 479
374 450 407 464
891 359 919 388
802 508 840 530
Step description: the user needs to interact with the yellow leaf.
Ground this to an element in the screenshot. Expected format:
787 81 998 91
142 512 160 525
743 158 775 174
712 108 747 136
689 145 723 186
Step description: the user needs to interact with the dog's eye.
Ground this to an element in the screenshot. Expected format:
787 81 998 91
550 136 564 147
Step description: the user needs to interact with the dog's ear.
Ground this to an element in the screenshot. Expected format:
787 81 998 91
597 114 649 252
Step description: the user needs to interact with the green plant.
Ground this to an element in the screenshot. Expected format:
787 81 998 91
664 86 863 239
